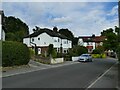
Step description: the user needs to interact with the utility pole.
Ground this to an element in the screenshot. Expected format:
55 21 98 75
118 0 120 62
118 0 120 28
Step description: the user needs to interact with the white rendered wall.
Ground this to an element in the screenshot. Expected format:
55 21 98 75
23 38 31 47
33 33 53 47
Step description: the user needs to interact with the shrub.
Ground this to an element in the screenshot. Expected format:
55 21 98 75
68 45 88 56
116 44 120 63
47 44 57 58
91 54 106 58
92 47 104 54
29 48 35 58
2 41 30 67
64 54 72 61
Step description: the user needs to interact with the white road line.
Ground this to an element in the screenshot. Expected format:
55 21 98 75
86 62 117 89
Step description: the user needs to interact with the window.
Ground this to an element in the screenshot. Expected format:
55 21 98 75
67 40 68 44
58 38 60 42
58 48 60 53
87 42 92 45
64 41 66 44
64 50 66 53
54 40 57 42
32 38 34 42
38 38 40 40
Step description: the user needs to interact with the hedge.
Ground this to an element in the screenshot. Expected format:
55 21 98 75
2 41 30 67
91 54 106 58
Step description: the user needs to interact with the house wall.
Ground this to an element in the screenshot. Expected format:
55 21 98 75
2 30 5 41
62 39 69 48
78 38 84 46
23 38 31 47
33 33 53 47
23 32 72 54
78 38 96 53
53 37 61 48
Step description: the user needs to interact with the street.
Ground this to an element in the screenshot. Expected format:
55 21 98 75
2 58 118 88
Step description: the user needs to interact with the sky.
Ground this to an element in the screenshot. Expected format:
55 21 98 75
2 1 119 37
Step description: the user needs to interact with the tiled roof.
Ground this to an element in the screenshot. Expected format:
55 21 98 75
24 28 71 40
79 36 106 42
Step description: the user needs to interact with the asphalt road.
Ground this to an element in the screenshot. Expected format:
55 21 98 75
2 58 117 88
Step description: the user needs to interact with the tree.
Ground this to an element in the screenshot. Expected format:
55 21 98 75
101 27 119 52
72 37 79 46
3 15 29 42
58 28 78 46
101 27 120 61
59 28 74 40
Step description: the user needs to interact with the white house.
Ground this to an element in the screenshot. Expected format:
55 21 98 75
78 36 106 53
0 10 5 41
23 28 72 54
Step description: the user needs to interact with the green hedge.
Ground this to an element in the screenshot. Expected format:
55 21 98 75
2 41 30 67
91 54 106 58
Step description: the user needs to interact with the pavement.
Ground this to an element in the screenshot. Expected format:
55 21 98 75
87 62 119 89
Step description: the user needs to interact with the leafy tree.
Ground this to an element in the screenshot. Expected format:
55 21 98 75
101 26 120 62
101 27 118 52
72 37 79 46
5 33 17 41
58 28 78 46
3 16 29 42
101 28 114 36
59 28 74 40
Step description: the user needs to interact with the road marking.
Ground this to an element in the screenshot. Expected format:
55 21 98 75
86 62 117 89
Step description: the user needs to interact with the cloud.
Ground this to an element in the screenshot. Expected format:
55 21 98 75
51 16 72 24
2 0 118 2
107 5 118 16
2 2 118 37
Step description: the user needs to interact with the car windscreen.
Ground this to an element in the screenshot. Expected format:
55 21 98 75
81 55 89 57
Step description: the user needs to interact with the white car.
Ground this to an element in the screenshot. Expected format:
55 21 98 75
78 54 92 62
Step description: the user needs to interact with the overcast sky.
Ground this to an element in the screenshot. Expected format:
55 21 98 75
2 1 118 37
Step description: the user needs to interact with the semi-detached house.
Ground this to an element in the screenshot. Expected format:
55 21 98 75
23 28 72 55
78 36 106 53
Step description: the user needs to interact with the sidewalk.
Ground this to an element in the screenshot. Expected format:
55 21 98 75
87 62 119 89
2 60 79 77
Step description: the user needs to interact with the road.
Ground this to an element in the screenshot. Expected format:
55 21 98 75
2 58 118 88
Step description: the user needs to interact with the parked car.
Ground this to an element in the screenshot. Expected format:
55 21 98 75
78 54 92 62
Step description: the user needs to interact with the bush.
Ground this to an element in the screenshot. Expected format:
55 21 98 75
92 46 104 54
68 45 88 56
64 54 72 61
2 41 30 67
29 48 35 58
92 54 106 58
47 44 57 58
116 44 120 63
